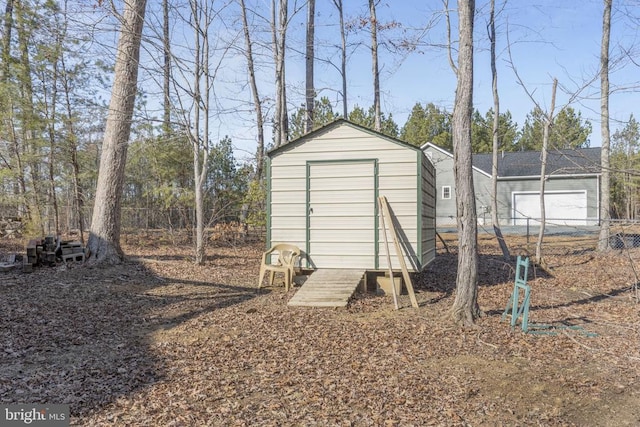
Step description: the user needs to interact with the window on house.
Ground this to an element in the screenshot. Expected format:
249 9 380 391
442 186 451 200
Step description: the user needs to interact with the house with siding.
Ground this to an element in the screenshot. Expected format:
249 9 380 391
421 143 601 227
267 119 436 272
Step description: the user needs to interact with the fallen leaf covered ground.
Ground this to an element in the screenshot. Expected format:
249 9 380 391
0 231 639 426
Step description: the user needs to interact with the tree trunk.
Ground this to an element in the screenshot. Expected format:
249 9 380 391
238 0 266 232
190 0 211 266
16 0 44 234
451 0 480 326
1 0 13 82
597 0 612 251
60 50 86 244
163 0 171 134
240 0 265 181
489 0 500 227
332 0 347 118
87 0 147 264
535 78 557 265
305 0 315 133
272 0 288 147
369 0 381 132
45 41 61 236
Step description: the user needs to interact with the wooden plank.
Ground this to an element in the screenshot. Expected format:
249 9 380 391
494 225 511 261
378 197 399 310
379 196 419 308
287 269 363 307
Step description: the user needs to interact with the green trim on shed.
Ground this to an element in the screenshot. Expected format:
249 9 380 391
416 150 423 270
267 119 423 159
266 156 272 251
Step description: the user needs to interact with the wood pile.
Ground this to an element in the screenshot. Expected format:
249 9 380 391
0 217 23 238
24 236 85 273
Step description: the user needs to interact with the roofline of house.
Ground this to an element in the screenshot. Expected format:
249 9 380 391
420 142 492 179
421 142 601 180
497 172 601 180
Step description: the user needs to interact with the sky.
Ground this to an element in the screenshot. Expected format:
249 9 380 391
130 0 640 163
273 0 640 156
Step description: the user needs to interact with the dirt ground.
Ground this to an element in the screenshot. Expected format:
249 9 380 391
0 231 639 426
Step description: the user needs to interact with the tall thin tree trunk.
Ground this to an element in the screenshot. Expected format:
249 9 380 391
239 0 266 231
271 0 279 145
16 0 43 234
190 0 209 265
332 0 347 118
163 0 171 134
60 50 86 244
1 0 14 82
45 39 61 236
305 0 315 133
8 115 31 222
272 0 288 147
369 0 381 132
535 78 558 265
489 0 500 227
87 0 147 264
451 0 480 326
598 0 612 251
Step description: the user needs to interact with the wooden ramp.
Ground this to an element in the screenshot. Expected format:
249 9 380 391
288 269 364 307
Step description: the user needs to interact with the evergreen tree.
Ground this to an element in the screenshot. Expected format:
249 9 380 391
516 107 545 151
289 96 339 139
400 102 452 148
206 136 249 222
517 106 591 151
611 115 640 219
552 107 592 149
471 109 519 153
471 109 490 153
348 105 398 138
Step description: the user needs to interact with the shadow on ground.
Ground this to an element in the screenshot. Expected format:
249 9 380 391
0 256 256 419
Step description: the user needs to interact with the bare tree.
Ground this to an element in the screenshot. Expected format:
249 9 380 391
489 0 500 227
535 78 558 266
507 28 596 264
87 0 147 264
331 0 348 118
40 26 62 236
60 50 86 244
162 0 171 133
272 0 288 147
369 0 381 131
305 0 315 133
450 0 480 326
170 0 235 264
598 0 612 252
239 0 265 180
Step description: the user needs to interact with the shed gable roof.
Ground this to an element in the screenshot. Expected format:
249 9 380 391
267 119 421 157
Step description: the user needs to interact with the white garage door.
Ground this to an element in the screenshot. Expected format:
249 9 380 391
513 191 587 226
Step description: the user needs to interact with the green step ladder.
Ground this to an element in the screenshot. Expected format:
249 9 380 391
501 256 597 337
502 256 531 332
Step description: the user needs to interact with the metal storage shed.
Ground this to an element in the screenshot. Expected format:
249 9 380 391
266 119 436 274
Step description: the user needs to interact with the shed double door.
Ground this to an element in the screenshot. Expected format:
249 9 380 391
307 161 376 269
